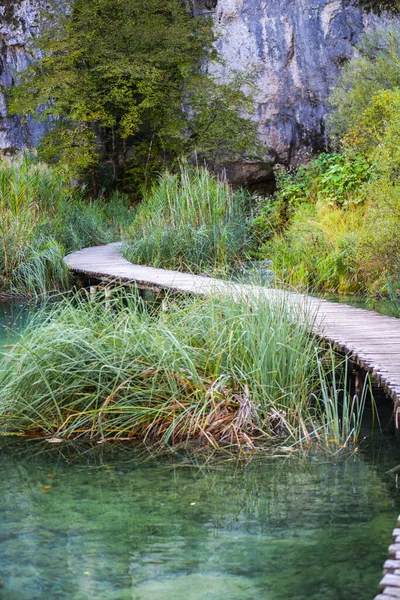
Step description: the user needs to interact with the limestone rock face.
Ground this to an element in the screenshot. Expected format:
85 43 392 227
210 0 377 165
0 0 388 174
0 0 48 151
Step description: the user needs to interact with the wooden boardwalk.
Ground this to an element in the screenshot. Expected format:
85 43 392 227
375 517 400 600
65 243 400 408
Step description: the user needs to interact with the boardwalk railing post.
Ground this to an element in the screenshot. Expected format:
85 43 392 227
105 288 112 310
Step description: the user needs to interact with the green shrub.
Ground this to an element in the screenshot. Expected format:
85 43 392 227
355 181 400 291
329 24 400 141
273 154 370 210
262 204 364 293
343 89 400 292
312 153 370 207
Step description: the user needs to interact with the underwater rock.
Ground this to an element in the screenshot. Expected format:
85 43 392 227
132 572 260 600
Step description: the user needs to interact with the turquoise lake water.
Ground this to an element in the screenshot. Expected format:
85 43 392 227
0 300 399 600
0 301 34 350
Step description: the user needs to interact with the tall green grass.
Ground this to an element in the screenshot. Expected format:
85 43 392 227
123 165 251 274
312 349 375 450
0 290 371 450
0 154 132 296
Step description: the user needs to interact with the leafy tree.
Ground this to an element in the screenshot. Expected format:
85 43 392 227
345 88 400 167
10 0 260 193
328 25 400 142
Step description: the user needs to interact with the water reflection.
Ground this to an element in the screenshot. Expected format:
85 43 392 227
0 440 397 600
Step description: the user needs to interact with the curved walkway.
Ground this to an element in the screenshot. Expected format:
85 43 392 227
65 243 400 406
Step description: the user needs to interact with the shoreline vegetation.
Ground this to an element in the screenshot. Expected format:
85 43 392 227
0 154 133 298
0 290 371 452
0 153 381 454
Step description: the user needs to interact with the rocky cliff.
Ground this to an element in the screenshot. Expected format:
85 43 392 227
0 0 386 170
211 0 381 167
0 0 50 151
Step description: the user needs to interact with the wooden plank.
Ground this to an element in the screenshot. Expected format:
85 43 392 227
378 588 400 598
384 559 400 571
380 574 400 588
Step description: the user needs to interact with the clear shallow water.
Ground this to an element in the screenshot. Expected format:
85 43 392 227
0 300 400 600
0 440 399 600
0 300 45 355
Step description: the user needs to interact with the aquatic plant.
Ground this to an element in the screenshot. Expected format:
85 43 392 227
261 202 364 294
312 349 375 450
123 165 251 275
0 154 132 296
0 289 317 445
0 289 371 450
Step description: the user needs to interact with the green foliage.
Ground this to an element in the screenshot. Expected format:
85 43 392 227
0 288 360 449
123 164 251 274
261 204 363 293
261 145 400 294
356 0 400 13
0 154 133 296
345 88 400 181
340 86 400 292
271 153 371 215
274 164 313 205
329 24 400 142
184 70 261 162
9 0 260 192
353 181 400 291
311 153 371 206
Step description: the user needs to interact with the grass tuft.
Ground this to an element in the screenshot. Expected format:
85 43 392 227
0 289 373 451
123 164 251 275
0 153 133 296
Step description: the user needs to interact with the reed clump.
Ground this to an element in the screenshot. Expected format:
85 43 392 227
0 290 370 450
0 154 132 296
123 165 251 275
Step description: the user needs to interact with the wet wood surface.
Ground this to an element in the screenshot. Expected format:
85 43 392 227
65 242 400 405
